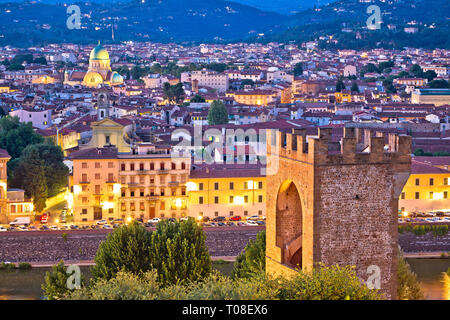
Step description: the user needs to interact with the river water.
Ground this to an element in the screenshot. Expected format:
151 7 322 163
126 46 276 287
0 259 448 300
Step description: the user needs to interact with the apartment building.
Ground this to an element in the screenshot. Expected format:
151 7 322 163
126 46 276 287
190 70 229 92
70 146 191 222
399 158 450 213
187 164 266 219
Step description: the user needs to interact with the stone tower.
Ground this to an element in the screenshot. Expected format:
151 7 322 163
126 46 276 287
97 91 109 120
265 127 411 299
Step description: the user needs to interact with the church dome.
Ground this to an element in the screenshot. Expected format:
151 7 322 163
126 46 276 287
111 71 123 84
83 71 104 87
90 43 110 61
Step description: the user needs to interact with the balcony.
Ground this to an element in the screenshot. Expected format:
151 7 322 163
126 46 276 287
79 180 90 185
158 169 169 175
136 170 148 175
168 181 179 186
147 195 159 201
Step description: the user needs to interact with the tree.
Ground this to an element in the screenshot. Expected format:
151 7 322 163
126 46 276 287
350 82 360 93
293 62 303 77
190 94 205 103
91 222 153 280
232 230 265 279
423 70 437 82
6 63 24 71
409 64 423 78
148 219 211 286
33 57 47 65
42 260 85 300
335 78 346 92
163 82 185 105
12 143 69 205
428 79 450 89
397 255 424 300
207 100 229 125
378 61 394 73
0 116 44 160
240 79 254 88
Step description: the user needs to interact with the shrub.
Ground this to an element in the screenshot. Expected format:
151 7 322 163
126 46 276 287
18 262 32 270
397 255 424 300
61 233 68 242
42 260 85 300
148 219 211 286
91 222 153 280
0 262 16 270
232 230 266 279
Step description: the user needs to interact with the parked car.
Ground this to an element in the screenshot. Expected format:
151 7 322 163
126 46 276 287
112 219 124 224
18 226 28 231
212 216 225 222
247 215 259 221
210 222 218 227
246 221 258 226
227 221 235 226
9 217 31 227
147 218 161 224
49 225 59 231
202 217 210 222
168 218 176 223
96 219 107 225
103 224 113 229
256 221 265 225
180 217 189 221
28 225 37 231
0 226 7 232
202 223 211 227
237 222 245 226
39 225 50 231
7 226 16 231
218 222 226 226
70 225 79 230
230 216 241 221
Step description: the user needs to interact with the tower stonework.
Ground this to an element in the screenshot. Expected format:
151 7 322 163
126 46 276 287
265 127 411 299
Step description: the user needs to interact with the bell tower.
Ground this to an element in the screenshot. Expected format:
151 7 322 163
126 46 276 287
97 91 109 120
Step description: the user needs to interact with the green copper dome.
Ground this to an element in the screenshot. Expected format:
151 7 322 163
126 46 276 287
89 42 110 61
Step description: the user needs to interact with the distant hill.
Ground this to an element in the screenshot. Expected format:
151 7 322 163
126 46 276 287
0 0 448 49
0 0 284 46
230 0 332 14
259 0 450 49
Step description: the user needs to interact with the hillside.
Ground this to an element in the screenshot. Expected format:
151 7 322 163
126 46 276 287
0 0 284 46
259 0 450 49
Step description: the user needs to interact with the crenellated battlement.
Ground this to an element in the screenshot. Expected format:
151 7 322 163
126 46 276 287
267 127 412 166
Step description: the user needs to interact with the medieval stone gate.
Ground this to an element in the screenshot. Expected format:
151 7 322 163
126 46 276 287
265 127 411 299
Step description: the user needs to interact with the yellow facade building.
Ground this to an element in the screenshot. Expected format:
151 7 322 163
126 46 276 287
399 158 450 213
187 164 266 219
70 146 191 222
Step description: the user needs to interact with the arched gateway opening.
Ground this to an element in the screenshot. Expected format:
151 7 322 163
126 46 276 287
276 180 303 269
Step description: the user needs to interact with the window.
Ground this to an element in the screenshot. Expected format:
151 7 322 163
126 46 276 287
229 182 234 190
214 211 219 217
105 135 110 144
429 192 433 199
81 209 87 215
244 195 248 203
199 183 204 191
214 196 219 204
108 173 114 182
258 181 263 189
214 182 219 190
121 163 126 171
130 163 135 171
171 162 176 170
150 163 155 170
430 178 434 186
401 192 405 200
258 210 262 216
244 211 248 216
95 173 101 180
140 163 144 171
160 201 165 210
140 189 145 197
258 195 263 202
181 162 186 170
130 191 135 197
82 162 88 169
108 208 114 214
160 162 165 170
95 162 100 169
199 196 204 204
81 173 88 182
229 211 234 216
415 178 420 186
108 162 114 168
415 192 420 199
229 196 234 203
160 189 165 196
444 192 448 199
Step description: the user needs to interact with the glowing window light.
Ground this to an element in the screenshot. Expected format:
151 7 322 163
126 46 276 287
233 196 245 205
73 185 81 195
113 183 121 194
185 182 197 191
101 201 114 210
175 198 183 208
433 192 444 200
